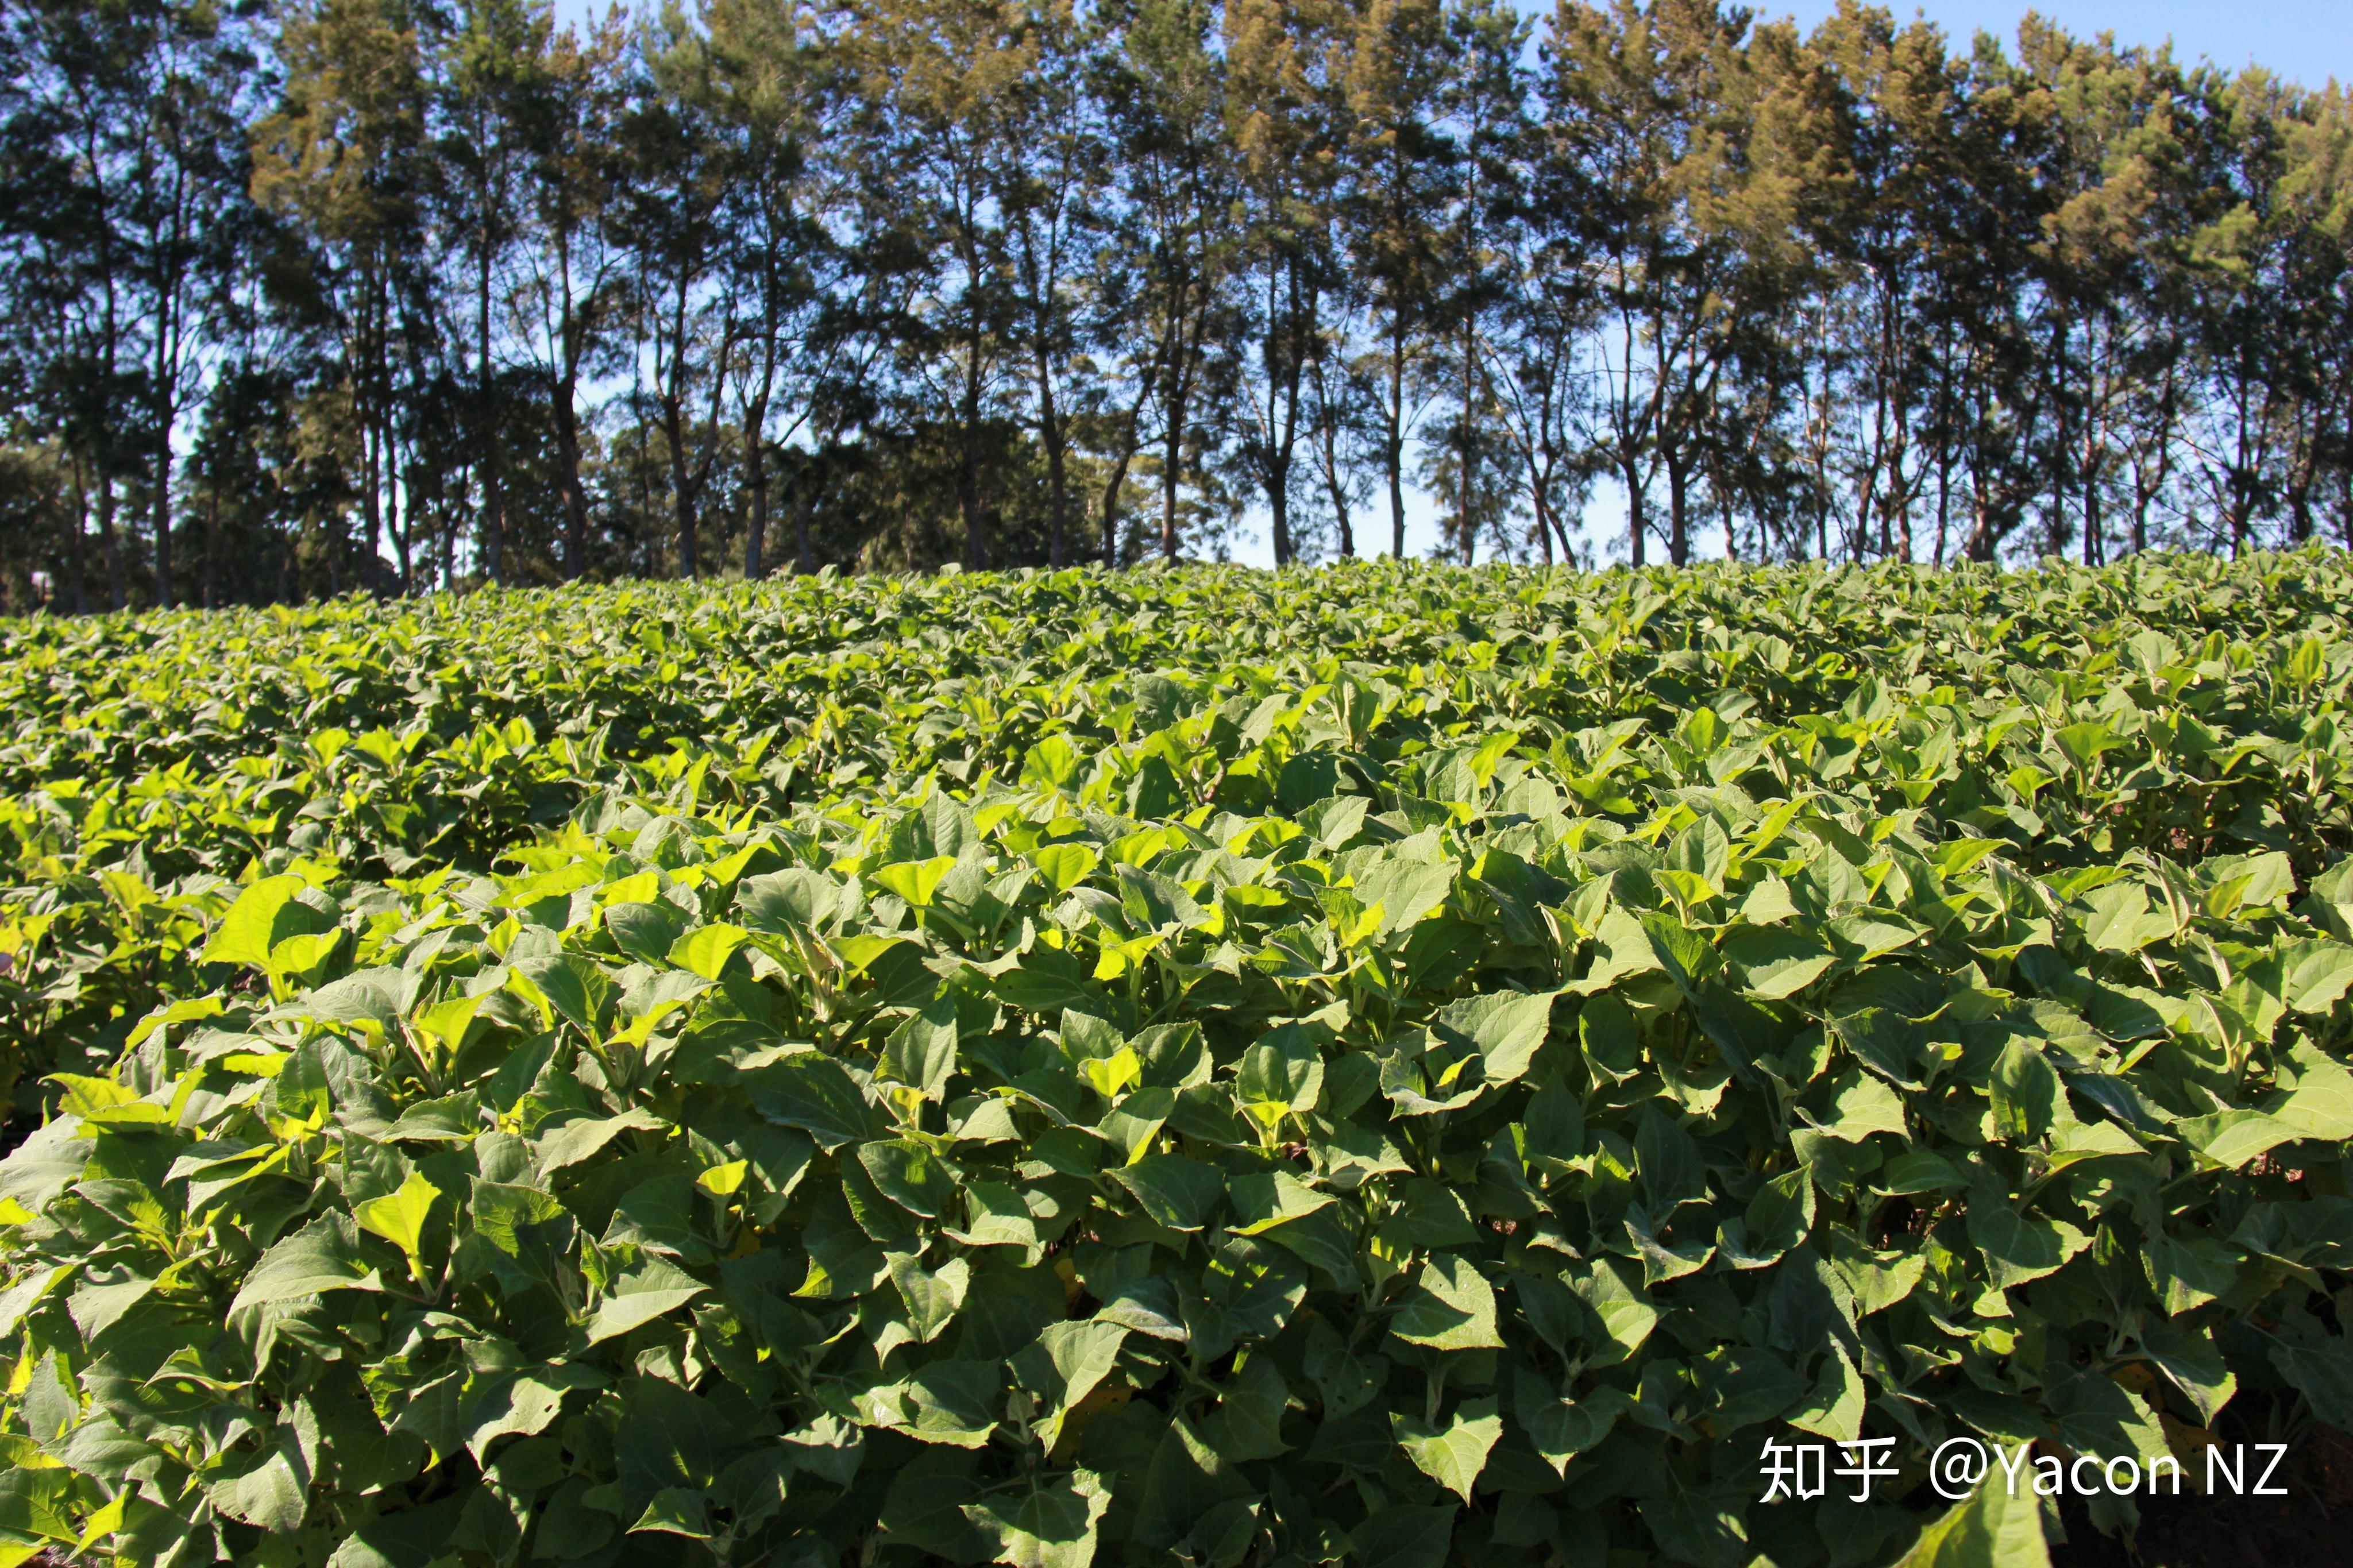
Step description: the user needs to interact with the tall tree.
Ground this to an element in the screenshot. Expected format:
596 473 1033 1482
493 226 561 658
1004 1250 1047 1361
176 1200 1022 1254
702 0 839 580
253 0 435 594
1343 0 1453 558
1222 0 1342 566
438 0 546 587
514 10 627 579
615 10 736 578
844 0 1039 570
1104 0 1236 562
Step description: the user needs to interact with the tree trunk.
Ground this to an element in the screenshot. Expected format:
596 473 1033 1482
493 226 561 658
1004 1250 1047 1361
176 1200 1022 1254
479 239 504 588
1623 450 1646 569
1387 323 1406 559
388 423 411 594
743 424 769 580
794 460 817 576
1037 343 1070 571
360 413 380 592
1322 414 1354 560
152 420 174 609
2081 407 2102 566
960 350 989 570
1101 437 1135 569
201 470 220 608
64 457 87 615
1458 315 1475 565
441 472 460 591
959 438 988 571
665 395 697 579
1160 408 1181 562
1665 451 1689 567
556 383 589 578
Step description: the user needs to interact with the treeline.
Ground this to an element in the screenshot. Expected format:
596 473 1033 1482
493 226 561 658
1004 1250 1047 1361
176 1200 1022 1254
2 0 2350 611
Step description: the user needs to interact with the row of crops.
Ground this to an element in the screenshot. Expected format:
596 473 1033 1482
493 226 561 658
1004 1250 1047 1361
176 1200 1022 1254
1 553 2350 1567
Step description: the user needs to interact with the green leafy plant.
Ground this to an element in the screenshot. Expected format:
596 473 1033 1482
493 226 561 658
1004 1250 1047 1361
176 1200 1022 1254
0 553 2350 1567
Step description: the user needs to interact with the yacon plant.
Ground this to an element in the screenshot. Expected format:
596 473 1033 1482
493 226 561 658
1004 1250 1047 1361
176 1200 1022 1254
3 748 2352 1568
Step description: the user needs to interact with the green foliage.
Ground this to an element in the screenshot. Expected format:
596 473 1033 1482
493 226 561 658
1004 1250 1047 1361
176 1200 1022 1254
0 553 2351 1567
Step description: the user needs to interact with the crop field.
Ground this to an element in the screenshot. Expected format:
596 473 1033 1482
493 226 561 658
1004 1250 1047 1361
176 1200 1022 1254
1 554 2351 1568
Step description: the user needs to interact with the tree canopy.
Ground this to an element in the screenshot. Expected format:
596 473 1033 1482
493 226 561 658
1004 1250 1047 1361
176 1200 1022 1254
1 0 2349 608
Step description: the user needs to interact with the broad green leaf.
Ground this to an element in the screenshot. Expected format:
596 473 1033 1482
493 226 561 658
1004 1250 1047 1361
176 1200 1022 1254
1818 1070 1907 1142
1724 925 1835 998
2178 1108 2301 1169
230 1214 384 1311
962 1470 1112 1568
205 1439 307 1534
1568 1258 1658 1364
534 1108 666 1174
696 1159 749 1196
748 1052 873 1150
1966 1203 2090 1289
352 1169 439 1266
1236 1022 1324 1122
1825 912 1925 963
669 923 749 980
2266 1335 2353 1434
950 1180 1045 1252
267 929 342 980
1514 1372 1632 1473
1228 1171 1332 1235
1021 735 1085 790
0 1265 70 1339
1031 843 1101 893
1353 856 1456 935
1109 1154 1224 1232
1431 988 1557 1085
1892 1467 2049 1567
1785 1343 1866 1443
633 1488 712 1538
1568 904 1664 994
738 867 837 930
2082 882 2160 953
867 1361 1004 1449
1010 1321 1129 1451
469 1180 577 1296
1390 1255 1503 1350
1988 1041 2060 1144
882 991 960 1102
859 1139 961 1219
873 856 958 910
2042 1118 2146 1172
2140 1323 2237 1425
200 875 313 969
510 954 614 1036
67 1276 153 1341
1391 1397 1502 1503
462 1365 605 1461
886 1251 972 1342
585 1259 708 1345
2053 720 2116 772
1737 1169 1815 1264
2278 939 2353 1017
2277 1046 2353 1140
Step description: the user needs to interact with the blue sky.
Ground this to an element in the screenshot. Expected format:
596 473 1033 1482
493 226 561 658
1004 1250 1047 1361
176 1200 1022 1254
1769 0 2347 91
